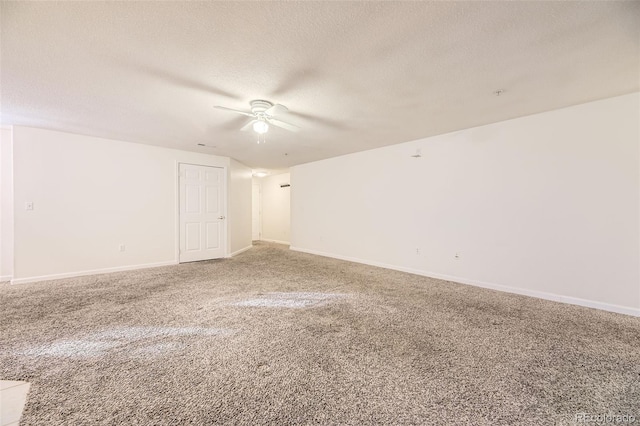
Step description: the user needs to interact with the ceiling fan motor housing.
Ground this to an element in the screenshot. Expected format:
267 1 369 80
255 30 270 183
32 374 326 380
250 100 274 116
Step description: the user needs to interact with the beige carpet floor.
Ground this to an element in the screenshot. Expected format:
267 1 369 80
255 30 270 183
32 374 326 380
0 242 638 425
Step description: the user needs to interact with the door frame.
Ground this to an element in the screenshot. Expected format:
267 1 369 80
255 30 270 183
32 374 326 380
175 162 229 263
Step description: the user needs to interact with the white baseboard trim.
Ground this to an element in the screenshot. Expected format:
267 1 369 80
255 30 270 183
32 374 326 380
228 245 252 258
0 275 13 282
290 246 640 317
10 260 178 285
260 239 290 246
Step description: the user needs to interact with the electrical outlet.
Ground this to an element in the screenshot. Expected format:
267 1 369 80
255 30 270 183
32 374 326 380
416 248 421 255
119 244 126 252
25 202 34 211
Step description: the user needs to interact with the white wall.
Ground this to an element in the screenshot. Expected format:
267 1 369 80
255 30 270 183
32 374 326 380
251 180 261 240
10 126 251 283
291 93 640 315
0 127 14 281
229 159 253 255
260 172 291 245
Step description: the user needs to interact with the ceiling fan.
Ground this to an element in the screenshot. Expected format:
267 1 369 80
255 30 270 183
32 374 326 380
214 100 300 134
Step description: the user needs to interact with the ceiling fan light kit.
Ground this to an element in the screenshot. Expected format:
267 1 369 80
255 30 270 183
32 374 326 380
214 99 300 140
253 120 269 134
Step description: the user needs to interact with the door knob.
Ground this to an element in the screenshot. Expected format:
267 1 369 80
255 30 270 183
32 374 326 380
218 216 225 220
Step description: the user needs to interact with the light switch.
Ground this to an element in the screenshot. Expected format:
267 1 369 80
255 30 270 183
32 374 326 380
25 202 34 211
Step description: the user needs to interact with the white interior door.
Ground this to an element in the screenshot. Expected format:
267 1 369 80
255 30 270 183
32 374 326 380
252 183 261 240
179 164 226 262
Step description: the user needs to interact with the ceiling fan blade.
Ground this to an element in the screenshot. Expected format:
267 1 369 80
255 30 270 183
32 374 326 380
288 111 347 130
268 118 300 132
214 105 254 117
265 103 288 117
240 120 257 132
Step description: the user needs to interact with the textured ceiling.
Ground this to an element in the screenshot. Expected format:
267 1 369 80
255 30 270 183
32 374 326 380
1 1 639 169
